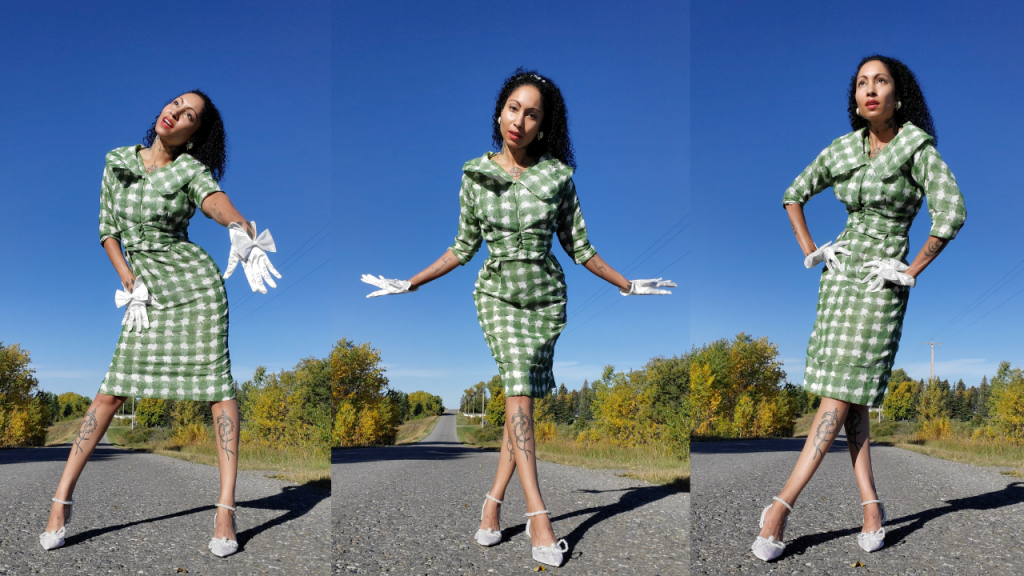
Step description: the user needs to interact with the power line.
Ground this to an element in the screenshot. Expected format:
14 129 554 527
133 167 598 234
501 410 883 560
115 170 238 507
564 250 688 336
570 215 689 319
231 258 331 325
229 222 331 313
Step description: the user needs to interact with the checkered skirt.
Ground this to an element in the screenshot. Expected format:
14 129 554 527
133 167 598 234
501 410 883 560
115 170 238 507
802 222 910 407
99 243 234 401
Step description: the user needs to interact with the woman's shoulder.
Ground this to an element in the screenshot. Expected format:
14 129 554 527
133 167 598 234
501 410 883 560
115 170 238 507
104 144 142 167
826 129 866 153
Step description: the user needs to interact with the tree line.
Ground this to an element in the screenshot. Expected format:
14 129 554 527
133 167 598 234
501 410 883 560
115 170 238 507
331 338 445 447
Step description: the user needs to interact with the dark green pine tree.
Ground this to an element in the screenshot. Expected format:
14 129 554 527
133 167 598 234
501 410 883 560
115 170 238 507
951 379 971 421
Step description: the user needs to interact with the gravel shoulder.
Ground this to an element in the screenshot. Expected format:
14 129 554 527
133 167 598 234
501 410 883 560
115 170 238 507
691 435 1024 575
0 435 330 575
333 411 688 575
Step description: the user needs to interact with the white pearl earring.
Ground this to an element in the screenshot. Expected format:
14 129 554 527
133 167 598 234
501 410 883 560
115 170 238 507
537 132 544 140
896 101 902 110
187 141 193 150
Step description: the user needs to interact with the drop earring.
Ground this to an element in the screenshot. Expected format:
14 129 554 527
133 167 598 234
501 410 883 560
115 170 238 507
896 101 902 110
187 141 194 150
537 132 544 140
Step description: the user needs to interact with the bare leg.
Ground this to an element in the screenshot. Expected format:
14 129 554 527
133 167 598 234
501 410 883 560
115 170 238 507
46 394 126 532
844 404 882 533
758 397 851 540
480 418 517 531
211 399 240 540
505 396 557 547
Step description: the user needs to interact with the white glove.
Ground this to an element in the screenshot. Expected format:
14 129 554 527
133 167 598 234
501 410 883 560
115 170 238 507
861 259 916 292
223 221 281 294
361 274 418 298
115 280 154 332
620 278 677 296
804 240 852 273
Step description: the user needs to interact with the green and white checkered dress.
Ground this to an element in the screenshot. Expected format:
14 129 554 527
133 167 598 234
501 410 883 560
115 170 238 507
450 153 597 398
783 123 966 406
97 145 235 402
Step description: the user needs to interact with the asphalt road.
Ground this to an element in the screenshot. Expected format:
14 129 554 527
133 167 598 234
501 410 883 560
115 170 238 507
0 434 330 575
691 435 1024 575
333 411 688 575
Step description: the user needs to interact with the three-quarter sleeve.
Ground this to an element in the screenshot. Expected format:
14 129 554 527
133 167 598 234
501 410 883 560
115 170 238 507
98 165 121 246
449 175 483 265
782 146 834 207
186 167 221 218
911 145 966 240
555 178 597 265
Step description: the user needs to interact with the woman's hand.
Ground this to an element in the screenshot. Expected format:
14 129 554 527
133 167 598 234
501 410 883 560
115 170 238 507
804 241 852 273
361 275 417 298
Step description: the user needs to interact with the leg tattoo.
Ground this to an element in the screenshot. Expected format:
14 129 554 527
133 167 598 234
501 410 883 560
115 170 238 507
845 409 864 455
510 406 534 463
506 428 514 462
216 409 236 461
73 409 98 456
812 408 840 461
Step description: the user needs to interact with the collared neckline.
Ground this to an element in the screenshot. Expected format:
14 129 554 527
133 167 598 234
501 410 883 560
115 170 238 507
830 122 932 179
464 152 574 199
106 144 201 178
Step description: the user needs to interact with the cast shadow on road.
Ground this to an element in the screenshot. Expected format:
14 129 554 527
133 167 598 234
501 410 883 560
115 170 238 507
0 444 126 466
66 482 329 550
783 481 1024 556
331 442 481 466
495 484 681 564
691 437 848 455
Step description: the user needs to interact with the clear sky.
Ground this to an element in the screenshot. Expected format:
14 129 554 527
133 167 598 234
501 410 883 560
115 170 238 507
691 1 1024 388
0 1 332 397
333 1 689 409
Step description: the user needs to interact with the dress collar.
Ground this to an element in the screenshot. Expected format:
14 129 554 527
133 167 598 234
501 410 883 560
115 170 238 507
830 122 933 178
463 152 574 199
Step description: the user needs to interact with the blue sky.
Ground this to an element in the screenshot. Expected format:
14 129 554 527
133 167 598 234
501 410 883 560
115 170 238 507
0 1 331 397
691 1 1024 388
333 1 689 408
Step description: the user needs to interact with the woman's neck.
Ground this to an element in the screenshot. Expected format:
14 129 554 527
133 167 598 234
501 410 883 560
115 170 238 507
499 143 531 168
866 116 898 153
146 136 184 167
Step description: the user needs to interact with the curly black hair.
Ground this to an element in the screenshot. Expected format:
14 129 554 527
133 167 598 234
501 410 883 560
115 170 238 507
847 55 937 145
143 89 228 181
491 68 576 169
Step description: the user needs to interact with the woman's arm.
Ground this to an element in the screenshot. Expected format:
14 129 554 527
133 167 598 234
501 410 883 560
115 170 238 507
583 254 631 292
905 236 949 279
408 248 461 289
201 191 256 239
103 237 136 292
785 203 817 257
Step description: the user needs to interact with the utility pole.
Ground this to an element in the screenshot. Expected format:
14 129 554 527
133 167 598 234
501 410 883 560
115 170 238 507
480 388 485 429
923 341 943 381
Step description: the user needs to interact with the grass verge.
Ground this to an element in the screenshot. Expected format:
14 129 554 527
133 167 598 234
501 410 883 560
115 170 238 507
395 415 439 444
461 424 688 491
47 421 328 487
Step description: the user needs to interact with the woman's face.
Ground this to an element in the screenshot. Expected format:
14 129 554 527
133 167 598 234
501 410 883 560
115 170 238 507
855 60 897 125
153 93 204 147
499 84 544 152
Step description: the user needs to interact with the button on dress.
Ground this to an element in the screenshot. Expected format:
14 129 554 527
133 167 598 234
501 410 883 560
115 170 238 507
97 145 235 402
450 153 597 398
782 123 966 406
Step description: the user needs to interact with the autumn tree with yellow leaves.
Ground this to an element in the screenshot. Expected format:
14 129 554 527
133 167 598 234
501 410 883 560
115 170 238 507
689 333 796 439
331 339 401 447
0 343 50 448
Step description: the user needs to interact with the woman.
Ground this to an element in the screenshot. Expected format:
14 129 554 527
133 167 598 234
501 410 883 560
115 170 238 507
361 68 675 567
751 56 966 562
40 91 281 557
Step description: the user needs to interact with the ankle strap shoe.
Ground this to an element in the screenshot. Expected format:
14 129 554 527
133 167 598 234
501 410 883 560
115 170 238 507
525 510 569 567
857 499 887 552
208 503 239 557
751 496 793 562
474 493 503 546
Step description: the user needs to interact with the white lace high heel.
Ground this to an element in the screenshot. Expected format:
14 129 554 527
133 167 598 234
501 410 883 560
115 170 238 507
39 497 74 551
751 496 793 562
474 493 503 546
525 510 569 567
857 499 887 552
207 503 239 557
